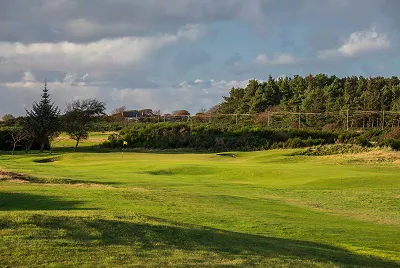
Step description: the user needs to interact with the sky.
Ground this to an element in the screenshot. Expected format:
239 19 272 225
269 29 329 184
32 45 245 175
1 0 399 115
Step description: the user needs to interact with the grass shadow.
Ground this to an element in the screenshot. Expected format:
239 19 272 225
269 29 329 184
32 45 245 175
32 157 61 163
4 214 397 267
143 166 215 176
0 193 94 211
216 152 237 158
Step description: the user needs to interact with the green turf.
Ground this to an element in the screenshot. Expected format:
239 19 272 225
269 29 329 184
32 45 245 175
0 144 399 267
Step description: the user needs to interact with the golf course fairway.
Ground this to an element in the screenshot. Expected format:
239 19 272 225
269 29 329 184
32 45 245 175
0 149 399 267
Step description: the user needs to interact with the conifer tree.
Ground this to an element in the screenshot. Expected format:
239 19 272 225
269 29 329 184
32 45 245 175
25 81 60 153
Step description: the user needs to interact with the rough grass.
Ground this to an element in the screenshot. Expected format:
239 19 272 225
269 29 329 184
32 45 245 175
327 149 400 166
294 144 371 156
51 132 113 151
0 140 399 267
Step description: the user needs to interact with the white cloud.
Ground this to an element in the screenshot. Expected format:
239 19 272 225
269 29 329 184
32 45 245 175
22 71 36 82
63 73 78 85
0 25 203 74
194 79 204 84
318 27 390 59
254 53 297 65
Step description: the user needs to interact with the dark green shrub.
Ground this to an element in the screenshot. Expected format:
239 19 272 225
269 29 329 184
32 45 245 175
385 139 400 150
286 138 305 148
355 136 372 147
0 128 12 150
102 133 123 149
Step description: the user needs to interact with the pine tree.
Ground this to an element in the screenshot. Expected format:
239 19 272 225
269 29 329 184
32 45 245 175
250 85 268 113
239 80 259 113
279 77 292 110
264 75 281 106
26 81 60 153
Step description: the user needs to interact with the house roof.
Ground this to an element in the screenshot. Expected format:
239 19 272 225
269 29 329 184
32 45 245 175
122 111 141 118
120 109 153 118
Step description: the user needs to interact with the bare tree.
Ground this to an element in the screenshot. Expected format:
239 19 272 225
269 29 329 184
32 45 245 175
111 106 126 122
152 110 162 122
111 106 126 115
48 132 60 155
22 136 34 154
9 124 32 155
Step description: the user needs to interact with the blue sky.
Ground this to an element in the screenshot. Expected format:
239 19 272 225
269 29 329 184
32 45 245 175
0 0 399 115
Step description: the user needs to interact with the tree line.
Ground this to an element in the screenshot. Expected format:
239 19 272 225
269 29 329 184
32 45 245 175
218 74 400 114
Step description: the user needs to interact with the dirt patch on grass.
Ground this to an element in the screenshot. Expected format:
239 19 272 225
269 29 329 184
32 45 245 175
0 170 31 182
4 179 30 184
0 170 114 188
0 173 29 184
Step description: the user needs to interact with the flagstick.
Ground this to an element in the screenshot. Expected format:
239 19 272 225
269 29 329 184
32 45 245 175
122 143 124 158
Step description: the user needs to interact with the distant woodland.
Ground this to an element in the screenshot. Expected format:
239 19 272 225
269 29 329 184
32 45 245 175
217 74 400 114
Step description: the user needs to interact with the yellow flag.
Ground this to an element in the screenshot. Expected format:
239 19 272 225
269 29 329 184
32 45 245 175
123 141 128 145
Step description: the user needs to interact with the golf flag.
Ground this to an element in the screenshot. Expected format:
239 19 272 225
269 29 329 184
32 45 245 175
123 141 128 146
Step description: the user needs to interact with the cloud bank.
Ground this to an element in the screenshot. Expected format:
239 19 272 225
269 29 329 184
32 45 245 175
0 0 399 115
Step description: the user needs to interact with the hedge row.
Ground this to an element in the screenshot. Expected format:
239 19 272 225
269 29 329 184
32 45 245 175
103 123 339 151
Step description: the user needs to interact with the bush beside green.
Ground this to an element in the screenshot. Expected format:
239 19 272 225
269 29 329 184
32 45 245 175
384 139 400 150
294 144 371 156
382 128 400 150
103 123 337 151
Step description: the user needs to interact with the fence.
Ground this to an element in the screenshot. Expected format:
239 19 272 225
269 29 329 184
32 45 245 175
121 110 400 130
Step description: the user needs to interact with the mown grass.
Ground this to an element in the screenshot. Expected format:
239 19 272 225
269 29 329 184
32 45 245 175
0 137 399 267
